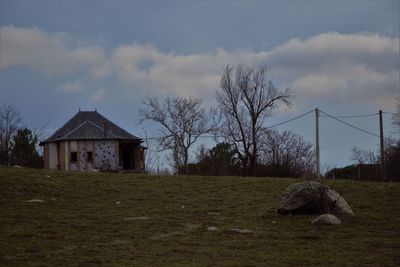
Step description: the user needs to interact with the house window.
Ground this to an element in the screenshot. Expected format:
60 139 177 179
70 152 78 162
87 151 93 162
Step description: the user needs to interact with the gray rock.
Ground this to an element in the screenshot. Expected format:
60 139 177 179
311 214 342 225
123 216 149 221
230 228 255 234
277 181 354 217
13 165 23 169
27 199 46 203
183 223 202 232
207 226 218 232
150 231 184 240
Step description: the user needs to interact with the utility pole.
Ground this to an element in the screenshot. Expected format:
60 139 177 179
315 108 320 179
379 110 385 180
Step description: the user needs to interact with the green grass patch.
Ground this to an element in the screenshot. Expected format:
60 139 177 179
1 168 399 266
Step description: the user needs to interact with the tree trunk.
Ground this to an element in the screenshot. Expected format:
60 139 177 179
249 154 256 176
183 148 189 175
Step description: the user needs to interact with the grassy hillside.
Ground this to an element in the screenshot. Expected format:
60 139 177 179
1 168 399 266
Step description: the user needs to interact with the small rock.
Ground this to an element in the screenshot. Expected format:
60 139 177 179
150 231 183 240
207 226 218 231
184 223 202 232
123 216 149 221
27 199 46 203
116 201 120 205
311 214 342 225
114 239 130 244
230 228 255 234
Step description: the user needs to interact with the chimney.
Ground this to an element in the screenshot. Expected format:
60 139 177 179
103 121 107 138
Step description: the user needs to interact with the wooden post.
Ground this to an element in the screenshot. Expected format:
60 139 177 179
44 144 49 169
56 142 61 170
92 140 96 169
84 141 88 171
379 110 385 180
67 141 71 171
77 141 81 171
115 140 120 170
315 108 320 179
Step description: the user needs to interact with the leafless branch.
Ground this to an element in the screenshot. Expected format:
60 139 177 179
216 64 291 176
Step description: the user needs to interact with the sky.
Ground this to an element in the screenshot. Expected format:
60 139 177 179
0 0 399 170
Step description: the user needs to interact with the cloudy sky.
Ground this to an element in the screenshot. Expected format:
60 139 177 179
0 0 399 169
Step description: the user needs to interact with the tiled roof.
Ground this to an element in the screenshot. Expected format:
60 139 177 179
40 111 142 144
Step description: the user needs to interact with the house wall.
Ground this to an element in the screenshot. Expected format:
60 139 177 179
70 141 78 171
60 140 98 171
43 140 109 171
94 140 119 171
114 140 119 169
43 143 49 169
59 141 66 171
86 141 94 171
72 141 93 171
64 141 69 171
133 146 144 171
79 141 85 171
48 143 58 169
44 139 146 172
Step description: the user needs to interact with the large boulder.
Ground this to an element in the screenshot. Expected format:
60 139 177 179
311 214 341 225
277 181 354 217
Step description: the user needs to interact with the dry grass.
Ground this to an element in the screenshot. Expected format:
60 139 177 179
1 168 399 266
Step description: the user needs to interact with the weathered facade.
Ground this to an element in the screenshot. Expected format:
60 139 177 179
40 110 145 172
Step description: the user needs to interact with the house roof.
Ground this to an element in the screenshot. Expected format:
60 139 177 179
40 110 142 145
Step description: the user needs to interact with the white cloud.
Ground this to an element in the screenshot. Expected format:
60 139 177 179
265 32 399 109
58 81 85 93
112 44 267 96
89 88 106 103
0 25 108 78
110 32 398 110
1 26 398 110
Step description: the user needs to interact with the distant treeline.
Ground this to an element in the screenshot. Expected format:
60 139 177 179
326 142 400 182
0 104 43 168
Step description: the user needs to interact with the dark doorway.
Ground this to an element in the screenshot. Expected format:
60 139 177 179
119 143 135 170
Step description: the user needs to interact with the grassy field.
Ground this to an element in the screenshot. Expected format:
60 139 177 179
0 168 399 266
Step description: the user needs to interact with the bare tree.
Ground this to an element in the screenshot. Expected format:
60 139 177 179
0 104 23 166
216 65 291 176
140 128 169 175
259 129 314 177
350 147 378 164
139 97 215 174
392 97 400 134
31 119 50 156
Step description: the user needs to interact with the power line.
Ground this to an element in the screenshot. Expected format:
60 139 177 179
319 109 380 138
264 109 315 129
319 110 397 118
145 110 315 140
382 111 397 115
145 109 394 141
319 112 378 118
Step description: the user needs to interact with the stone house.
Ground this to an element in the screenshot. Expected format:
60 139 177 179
40 110 145 172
